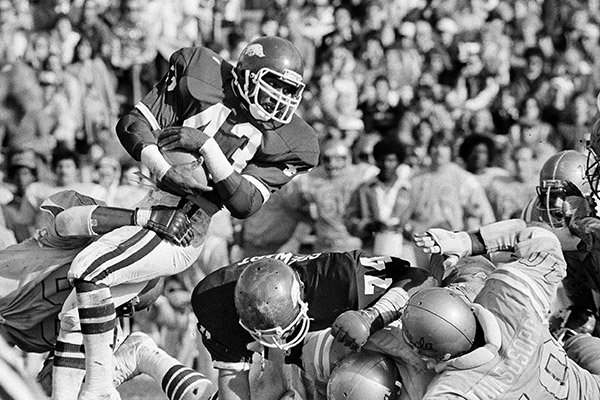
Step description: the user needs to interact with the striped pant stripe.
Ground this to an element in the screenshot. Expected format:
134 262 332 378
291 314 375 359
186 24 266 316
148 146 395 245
91 235 163 283
79 230 150 280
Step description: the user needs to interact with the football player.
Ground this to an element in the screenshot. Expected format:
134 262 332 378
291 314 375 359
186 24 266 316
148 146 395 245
402 219 600 399
62 36 319 399
0 189 212 400
191 251 437 400
521 150 600 322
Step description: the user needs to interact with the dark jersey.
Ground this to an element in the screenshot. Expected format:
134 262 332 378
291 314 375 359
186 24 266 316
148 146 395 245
192 250 431 368
122 46 319 207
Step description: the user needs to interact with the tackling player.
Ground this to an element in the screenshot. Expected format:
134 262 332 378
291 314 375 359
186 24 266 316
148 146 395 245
401 219 600 399
191 251 437 400
61 36 319 399
0 189 213 400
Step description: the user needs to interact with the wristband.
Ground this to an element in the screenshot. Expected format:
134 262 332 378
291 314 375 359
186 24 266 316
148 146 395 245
200 138 234 182
141 144 171 180
134 208 152 227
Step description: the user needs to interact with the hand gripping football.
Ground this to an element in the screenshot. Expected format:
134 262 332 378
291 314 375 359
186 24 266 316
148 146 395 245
161 149 209 187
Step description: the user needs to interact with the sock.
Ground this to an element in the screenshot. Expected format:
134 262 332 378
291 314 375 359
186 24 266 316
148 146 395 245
52 330 86 400
76 281 116 399
138 344 213 400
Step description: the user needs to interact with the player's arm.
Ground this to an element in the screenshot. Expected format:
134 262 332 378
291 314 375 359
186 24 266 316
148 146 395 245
53 205 193 245
217 369 251 400
332 256 437 350
415 219 567 313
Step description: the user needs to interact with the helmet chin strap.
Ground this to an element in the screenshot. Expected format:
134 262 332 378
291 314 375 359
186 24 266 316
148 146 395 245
249 103 271 121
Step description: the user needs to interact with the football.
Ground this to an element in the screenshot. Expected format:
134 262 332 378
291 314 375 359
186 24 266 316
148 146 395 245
160 149 209 187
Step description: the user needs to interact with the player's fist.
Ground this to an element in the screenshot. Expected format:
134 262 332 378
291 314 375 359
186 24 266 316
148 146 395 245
135 206 194 246
331 309 380 350
158 126 210 155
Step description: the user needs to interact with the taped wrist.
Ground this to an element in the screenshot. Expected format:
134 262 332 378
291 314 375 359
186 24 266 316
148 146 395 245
200 138 234 182
133 209 152 227
116 110 157 161
141 145 171 180
369 286 410 326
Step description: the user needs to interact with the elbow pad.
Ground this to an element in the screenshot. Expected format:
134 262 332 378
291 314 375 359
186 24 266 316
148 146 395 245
214 173 264 219
116 110 157 161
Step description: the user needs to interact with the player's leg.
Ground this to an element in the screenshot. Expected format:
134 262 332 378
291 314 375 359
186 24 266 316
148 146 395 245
68 226 203 399
113 332 214 400
52 308 87 400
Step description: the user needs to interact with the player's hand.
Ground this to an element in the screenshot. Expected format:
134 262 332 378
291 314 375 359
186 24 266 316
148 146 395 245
137 206 194 246
158 163 213 197
158 126 210 155
414 229 472 269
570 216 600 251
331 309 381 350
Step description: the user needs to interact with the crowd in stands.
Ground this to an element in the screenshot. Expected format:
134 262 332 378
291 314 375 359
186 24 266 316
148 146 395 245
1 0 600 372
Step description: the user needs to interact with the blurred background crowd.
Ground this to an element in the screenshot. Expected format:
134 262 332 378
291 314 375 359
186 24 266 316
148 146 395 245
1 0 600 376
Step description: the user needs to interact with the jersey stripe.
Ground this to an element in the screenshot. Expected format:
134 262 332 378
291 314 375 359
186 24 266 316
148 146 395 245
488 269 548 320
135 102 161 130
242 174 271 203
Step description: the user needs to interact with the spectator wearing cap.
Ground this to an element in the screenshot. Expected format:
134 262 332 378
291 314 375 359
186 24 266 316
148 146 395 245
2 149 38 241
386 21 422 90
458 133 511 191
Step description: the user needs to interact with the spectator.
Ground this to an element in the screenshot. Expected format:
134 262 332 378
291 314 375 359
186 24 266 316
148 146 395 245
287 138 376 252
359 74 402 139
458 133 511 191
49 13 80 66
20 147 106 230
67 34 120 156
406 131 495 233
1 149 38 241
344 138 412 258
486 144 539 220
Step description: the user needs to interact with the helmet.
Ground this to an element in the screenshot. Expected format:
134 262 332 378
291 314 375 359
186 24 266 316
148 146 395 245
586 117 600 198
327 350 402 400
536 150 591 228
115 278 165 317
234 36 304 124
234 258 310 351
401 287 477 361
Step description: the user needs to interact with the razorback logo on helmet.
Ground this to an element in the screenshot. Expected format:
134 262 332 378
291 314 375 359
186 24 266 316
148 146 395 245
243 44 265 58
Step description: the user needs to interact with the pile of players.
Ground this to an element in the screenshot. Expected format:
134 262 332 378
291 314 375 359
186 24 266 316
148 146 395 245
4 35 600 400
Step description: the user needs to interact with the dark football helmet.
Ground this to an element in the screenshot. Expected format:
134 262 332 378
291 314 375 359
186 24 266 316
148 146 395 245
327 350 402 400
234 258 310 351
536 150 591 228
234 36 305 124
401 287 477 362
